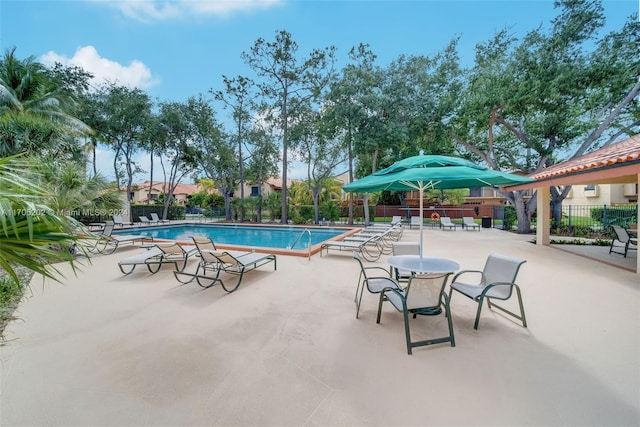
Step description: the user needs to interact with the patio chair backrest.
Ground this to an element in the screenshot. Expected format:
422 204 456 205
392 242 420 256
482 253 526 299
150 213 162 222
352 251 368 278
405 273 450 311
463 217 475 225
612 225 631 243
102 221 115 236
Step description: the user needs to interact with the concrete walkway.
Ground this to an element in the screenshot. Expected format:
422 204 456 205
1 227 638 426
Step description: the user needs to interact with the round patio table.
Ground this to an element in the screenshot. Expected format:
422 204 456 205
387 255 459 275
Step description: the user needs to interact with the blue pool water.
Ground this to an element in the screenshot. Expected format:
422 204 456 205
113 224 346 250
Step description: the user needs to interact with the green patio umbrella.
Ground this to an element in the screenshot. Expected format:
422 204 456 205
342 155 534 256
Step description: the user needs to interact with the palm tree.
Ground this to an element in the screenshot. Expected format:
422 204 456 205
318 177 343 204
34 157 123 220
0 48 91 157
0 155 83 285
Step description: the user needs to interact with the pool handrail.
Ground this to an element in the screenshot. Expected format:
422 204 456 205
289 228 312 260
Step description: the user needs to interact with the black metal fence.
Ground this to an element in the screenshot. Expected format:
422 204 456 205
491 204 638 231
556 204 637 229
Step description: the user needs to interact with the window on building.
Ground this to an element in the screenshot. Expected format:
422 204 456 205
469 188 482 197
584 185 596 191
251 186 259 196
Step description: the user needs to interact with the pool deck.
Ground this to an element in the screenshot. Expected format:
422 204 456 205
1 225 639 426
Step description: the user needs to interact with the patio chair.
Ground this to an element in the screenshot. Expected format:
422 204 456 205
609 225 638 258
118 243 197 275
409 216 422 229
353 251 401 319
321 233 383 261
377 272 455 354
449 253 527 330
391 241 420 282
83 220 152 255
462 217 480 231
150 212 170 224
113 215 133 227
439 216 457 231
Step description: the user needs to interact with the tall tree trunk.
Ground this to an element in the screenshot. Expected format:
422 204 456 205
148 145 154 204
91 137 97 177
281 92 288 224
347 124 354 225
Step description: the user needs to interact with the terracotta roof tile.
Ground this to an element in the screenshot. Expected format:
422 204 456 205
528 135 640 180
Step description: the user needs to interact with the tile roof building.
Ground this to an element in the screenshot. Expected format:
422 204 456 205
506 135 639 274
516 135 640 187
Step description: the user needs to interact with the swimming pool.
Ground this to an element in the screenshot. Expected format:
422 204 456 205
113 223 351 253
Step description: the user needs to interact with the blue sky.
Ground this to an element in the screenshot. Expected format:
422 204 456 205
1 0 636 181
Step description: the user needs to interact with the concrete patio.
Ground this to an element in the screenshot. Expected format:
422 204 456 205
1 226 638 426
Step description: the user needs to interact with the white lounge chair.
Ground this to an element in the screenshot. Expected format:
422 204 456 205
439 216 457 231
177 250 276 292
150 213 170 224
462 217 480 231
409 216 422 229
113 215 133 227
174 236 260 289
118 243 197 275
82 221 152 255
321 233 384 262
138 215 156 225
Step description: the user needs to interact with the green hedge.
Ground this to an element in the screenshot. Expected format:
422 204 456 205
590 205 637 227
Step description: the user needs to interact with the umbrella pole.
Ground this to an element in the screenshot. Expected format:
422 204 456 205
419 184 424 258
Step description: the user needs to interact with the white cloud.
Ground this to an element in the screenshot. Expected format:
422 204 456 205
90 0 283 22
40 46 159 90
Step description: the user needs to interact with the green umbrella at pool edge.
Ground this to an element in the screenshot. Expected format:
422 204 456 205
342 155 534 257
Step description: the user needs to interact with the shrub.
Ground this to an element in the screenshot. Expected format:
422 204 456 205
320 201 340 222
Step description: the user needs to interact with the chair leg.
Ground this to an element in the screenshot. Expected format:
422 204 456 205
485 287 528 328
376 293 385 324
402 307 412 355
473 297 485 330
442 293 455 347
220 269 245 293
515 286 527 328
355 278 366 319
